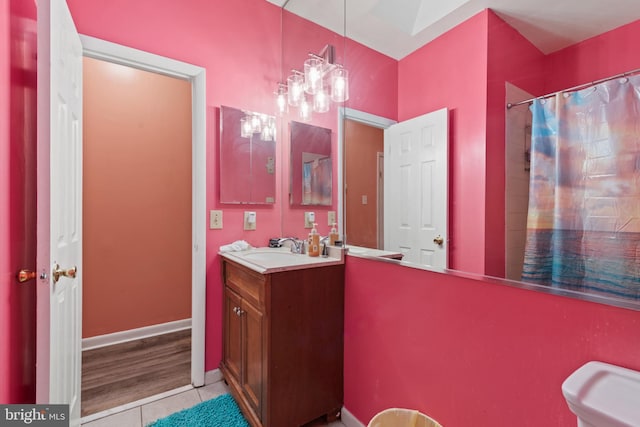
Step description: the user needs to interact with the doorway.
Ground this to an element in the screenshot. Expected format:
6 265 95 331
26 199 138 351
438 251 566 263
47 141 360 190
338 108 395 248
344 119 385 248
79 36 206 418
339 107 449 269
80 55 191 416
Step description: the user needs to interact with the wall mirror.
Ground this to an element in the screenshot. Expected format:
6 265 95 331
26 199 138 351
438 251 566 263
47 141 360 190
220 105 276 204
280 0 640 310
289 121 332 206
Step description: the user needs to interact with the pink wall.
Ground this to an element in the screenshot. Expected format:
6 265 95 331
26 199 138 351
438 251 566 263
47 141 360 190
399 12 488 274
545 19 640 94
345 37 398 120
0 0 37 404
82 57 192 338
344 256 640 426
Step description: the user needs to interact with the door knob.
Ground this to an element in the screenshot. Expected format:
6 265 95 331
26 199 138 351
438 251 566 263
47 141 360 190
433 235 444 246
17 270 37 283
52 264 77 284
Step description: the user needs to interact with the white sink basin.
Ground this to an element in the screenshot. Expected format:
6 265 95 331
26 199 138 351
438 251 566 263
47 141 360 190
220 247 344 273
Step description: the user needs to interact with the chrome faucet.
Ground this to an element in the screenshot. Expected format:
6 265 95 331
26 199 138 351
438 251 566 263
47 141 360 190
278 237 305 254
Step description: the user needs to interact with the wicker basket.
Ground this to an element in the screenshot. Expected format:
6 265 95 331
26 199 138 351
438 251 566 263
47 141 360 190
367 408 442 427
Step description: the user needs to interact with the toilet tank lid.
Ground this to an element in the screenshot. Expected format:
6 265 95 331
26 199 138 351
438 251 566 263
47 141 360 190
562 361 640 427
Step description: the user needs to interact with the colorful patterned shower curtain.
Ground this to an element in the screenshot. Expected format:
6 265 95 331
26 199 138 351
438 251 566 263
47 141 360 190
521 75 640 300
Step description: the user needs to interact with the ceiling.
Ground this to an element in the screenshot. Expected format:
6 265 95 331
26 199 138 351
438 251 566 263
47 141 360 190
267 0 640 59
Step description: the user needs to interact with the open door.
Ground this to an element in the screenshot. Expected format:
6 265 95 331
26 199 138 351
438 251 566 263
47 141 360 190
384 108 448 269
36 0 83 424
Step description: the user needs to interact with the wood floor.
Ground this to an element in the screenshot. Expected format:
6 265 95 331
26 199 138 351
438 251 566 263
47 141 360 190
81 329 191 417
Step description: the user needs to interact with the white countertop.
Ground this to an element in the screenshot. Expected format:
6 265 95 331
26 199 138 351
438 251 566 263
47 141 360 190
345 245 404 260
220 246 345 274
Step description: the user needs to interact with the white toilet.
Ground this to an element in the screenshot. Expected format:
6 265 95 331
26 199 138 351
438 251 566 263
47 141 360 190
562 361 640 427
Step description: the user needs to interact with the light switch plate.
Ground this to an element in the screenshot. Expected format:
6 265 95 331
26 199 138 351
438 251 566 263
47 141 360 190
327 211 336 226
244 211 256 231
304 212 315 228
210 210 223 229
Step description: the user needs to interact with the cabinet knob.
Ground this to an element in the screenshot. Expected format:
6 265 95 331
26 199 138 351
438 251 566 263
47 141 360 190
233 306 244 316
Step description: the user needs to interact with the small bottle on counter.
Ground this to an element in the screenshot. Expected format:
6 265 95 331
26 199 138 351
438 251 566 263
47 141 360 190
329 223 339 246
308 223 320 257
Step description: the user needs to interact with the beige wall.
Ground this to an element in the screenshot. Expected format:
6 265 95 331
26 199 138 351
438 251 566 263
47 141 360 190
82 57 192 338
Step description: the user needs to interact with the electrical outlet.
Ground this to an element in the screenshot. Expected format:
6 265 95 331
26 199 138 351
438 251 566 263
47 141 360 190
327 211 336 226
304 212 315 228
210 210 223 229
244 211 256 231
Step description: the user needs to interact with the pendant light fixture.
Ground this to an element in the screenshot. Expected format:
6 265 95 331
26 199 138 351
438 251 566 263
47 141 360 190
276 44 349 121
240 111 276 142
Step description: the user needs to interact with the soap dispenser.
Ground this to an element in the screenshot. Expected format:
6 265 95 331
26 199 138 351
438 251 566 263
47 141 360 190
308 223 320 257
329 223 339 246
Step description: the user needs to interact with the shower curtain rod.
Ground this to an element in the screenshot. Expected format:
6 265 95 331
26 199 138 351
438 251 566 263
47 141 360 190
506 67 640 109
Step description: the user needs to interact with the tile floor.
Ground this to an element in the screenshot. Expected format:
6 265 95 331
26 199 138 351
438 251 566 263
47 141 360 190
81 380 347 427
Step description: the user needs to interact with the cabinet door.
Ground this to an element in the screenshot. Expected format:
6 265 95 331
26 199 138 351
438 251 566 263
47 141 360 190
242 299 264 417
224 287 243 383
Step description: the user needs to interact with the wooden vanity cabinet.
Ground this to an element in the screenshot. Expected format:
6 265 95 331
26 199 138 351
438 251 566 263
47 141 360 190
220 258 345 427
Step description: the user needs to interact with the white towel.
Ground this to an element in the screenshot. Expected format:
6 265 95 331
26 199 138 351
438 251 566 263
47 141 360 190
219 240 252 253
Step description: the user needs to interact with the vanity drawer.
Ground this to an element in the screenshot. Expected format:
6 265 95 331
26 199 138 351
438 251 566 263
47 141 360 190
224 261 266 307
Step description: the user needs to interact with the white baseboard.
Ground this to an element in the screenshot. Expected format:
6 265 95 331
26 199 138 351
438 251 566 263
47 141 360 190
205 369 223 385
341 406 366 427
82 318 191 351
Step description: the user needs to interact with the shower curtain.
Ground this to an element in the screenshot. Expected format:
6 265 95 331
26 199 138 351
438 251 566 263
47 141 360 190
521 74 640 299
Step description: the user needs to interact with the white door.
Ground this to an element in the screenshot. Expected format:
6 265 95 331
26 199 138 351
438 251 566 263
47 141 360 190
384 108 448 268
37 0 83 424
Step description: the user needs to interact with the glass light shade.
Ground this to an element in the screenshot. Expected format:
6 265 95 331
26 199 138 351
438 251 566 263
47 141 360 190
250 114 262 133
260 123 274 141
313 88 330 113
304 57 323 95
287 73 304 107
269 119 277 141
330 66 349 102
240 117 252 138
276 87 288 115
299 96 312 122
